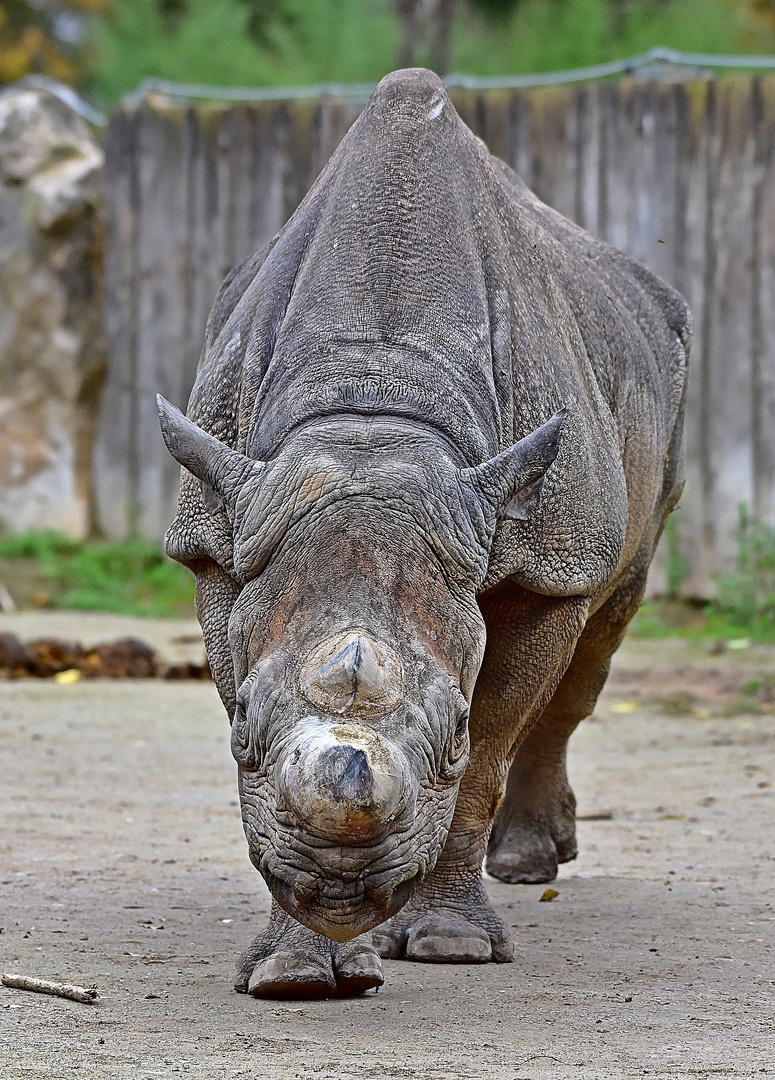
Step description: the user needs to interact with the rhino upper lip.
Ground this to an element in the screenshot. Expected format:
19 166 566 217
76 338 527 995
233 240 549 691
263 841 422 911
265 864 423 933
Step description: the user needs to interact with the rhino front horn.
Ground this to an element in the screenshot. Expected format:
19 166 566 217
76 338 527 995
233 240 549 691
299 631 403 716
278 722 414 846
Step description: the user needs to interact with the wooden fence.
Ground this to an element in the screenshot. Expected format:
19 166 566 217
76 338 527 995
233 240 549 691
97 76 775 596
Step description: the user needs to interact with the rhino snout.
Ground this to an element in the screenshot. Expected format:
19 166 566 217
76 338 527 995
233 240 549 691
278 723 414 845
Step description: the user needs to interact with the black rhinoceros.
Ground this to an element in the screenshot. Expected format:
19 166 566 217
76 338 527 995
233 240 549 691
157 68 690 998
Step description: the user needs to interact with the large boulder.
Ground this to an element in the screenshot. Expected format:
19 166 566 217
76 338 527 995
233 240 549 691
0 87 105 537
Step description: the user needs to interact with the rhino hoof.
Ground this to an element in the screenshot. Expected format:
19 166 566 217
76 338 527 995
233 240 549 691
333 940 384 996
237 936 384 1000
373 905 514 964
247 951 336 999
486 827 577 884
406 912 492 963
486 845 558 884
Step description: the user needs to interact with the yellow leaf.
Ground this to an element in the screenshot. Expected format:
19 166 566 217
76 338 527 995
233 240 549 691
539 888 559 902
610 700 638 714
54 668 83 685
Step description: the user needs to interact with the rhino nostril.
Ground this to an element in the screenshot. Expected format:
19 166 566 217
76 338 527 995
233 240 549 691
323 746 373 803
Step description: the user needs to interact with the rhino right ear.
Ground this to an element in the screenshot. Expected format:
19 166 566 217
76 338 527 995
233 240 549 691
156 395 264 515
459 409 568 524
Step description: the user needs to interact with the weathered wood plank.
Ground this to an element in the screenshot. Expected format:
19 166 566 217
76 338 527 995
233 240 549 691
751 76 775 527
94 108 139 539
98 76 775 598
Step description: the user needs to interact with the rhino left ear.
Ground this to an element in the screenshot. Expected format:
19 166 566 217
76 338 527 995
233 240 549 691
460 409 568 522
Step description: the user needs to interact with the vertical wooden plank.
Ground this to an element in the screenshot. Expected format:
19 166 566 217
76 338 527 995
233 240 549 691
704 79 757 574
528 85 575 219
595 81 614 243
131 104 191 540
507 90 534 189
630 82 679 282
94 108 139 539
751 75 775 527
576 84 601 234
248 103 287 252
602 79 635 256
660 81 709 597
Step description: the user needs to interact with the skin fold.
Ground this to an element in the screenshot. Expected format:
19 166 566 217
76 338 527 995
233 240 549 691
158 68 690 999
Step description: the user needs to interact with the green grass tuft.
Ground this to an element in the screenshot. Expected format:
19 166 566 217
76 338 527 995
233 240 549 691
0 531 195 618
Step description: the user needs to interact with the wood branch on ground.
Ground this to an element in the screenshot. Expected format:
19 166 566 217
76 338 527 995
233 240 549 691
2 973 99 1004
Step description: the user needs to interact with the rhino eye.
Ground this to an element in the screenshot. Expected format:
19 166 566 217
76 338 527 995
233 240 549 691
230 699 258 770
438 699 469 782
451 708 469 760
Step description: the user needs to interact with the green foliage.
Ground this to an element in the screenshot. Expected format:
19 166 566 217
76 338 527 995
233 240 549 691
714 504 775 624
453 0 752 79
664 514 690 600
85 0 774 106
88 0 398 104
631 504 775 643
0 531 195 617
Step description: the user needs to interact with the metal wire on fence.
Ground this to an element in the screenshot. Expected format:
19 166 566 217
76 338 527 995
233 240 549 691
127 45 775 107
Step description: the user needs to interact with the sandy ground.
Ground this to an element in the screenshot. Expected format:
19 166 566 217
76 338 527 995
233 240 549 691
1 619 774 1080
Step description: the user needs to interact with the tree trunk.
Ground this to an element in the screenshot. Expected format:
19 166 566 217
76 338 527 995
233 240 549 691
430 0 457 74
395 0 423 68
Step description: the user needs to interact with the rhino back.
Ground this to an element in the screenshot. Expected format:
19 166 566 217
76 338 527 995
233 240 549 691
180 68 689 599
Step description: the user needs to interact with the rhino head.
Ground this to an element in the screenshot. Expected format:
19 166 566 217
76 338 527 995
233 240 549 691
158 400 566 941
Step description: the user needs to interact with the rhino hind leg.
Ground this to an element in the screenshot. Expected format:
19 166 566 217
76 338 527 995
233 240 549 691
485 707 580 884
236 901 383 999
487 558 652 885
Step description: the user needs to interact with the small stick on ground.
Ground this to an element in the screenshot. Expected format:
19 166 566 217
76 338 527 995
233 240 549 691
2 973 98 1004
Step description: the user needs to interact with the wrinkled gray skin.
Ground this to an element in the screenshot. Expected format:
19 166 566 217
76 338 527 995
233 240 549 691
158 69 690 999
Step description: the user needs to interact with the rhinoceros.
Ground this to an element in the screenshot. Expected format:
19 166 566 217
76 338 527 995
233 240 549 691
157 68 690 999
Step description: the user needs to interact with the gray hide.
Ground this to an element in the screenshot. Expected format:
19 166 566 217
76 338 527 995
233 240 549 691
159 68 689 998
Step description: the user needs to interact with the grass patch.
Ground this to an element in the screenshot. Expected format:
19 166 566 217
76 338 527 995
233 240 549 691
632 506 775 644
0 531 195 618
630 599 775 644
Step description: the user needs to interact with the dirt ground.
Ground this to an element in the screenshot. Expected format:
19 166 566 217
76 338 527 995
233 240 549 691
1 615 774 1079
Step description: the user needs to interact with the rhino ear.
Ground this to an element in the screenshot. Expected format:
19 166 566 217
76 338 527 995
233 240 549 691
156 395 263 514
460 409 568 522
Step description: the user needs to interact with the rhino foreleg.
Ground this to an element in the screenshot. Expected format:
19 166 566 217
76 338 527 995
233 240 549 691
373 586 587 964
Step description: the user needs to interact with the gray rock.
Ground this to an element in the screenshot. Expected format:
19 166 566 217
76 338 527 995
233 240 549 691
0 87 105 539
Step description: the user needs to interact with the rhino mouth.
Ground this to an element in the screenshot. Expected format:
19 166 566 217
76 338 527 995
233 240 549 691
264 861 423 941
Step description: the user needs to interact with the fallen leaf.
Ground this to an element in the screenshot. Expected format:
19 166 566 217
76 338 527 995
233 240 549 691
610 701 637 714
54 668 82 685
539 889 559 902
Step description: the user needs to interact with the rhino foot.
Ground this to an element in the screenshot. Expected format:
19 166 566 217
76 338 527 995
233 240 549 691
485 818 578 884
486 762 578 885
373 891 513 964
235 902 383 999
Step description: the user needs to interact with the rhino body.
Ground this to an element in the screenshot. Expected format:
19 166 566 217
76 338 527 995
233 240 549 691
159 69 689 998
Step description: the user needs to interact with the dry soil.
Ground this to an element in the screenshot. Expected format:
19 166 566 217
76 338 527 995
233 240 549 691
0 617 774 1079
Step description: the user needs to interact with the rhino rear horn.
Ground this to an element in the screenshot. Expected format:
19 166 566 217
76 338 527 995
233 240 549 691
156 395 264 512
460 408 568 522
